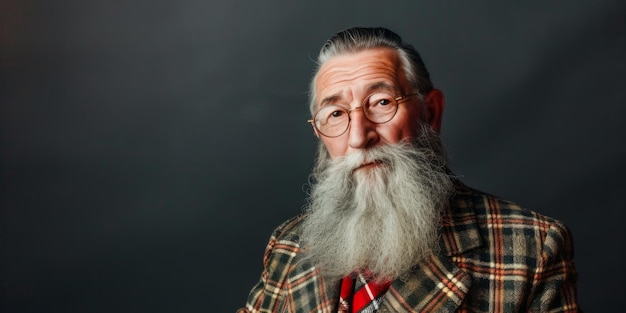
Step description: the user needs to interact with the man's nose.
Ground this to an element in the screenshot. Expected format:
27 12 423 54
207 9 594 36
347 108 378 150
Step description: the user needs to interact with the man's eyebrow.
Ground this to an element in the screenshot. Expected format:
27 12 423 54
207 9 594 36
319 94 341 108
366 82 399 94
318 82 399 107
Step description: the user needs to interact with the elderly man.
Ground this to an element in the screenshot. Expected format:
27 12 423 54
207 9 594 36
238 27 580 313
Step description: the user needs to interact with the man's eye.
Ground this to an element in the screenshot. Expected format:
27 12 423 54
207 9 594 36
368 93 394 107
330 110 344 118
377 99 391 106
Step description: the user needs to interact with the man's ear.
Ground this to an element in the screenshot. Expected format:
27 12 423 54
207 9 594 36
423 89 445 133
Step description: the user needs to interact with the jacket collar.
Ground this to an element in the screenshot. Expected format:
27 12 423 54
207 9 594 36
379 251 473 312
375 181 481 312
439 180 483 256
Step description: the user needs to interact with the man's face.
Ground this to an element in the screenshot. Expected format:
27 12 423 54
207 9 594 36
313 48 442 159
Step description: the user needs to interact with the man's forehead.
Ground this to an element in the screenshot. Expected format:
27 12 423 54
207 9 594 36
316 48 399 79
314 48 403 102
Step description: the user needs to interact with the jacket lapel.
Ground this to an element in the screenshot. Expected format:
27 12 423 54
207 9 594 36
378 252 472 312
378 183 483 312
285 257 342 313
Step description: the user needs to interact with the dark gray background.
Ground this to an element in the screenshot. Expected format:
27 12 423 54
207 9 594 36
1 0 624 312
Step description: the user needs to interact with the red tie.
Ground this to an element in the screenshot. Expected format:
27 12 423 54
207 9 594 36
338 272 392 313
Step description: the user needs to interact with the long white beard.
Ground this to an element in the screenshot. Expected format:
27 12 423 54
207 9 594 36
300 129 454 281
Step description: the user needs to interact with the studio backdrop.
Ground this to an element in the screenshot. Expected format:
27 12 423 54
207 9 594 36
1 1 624 312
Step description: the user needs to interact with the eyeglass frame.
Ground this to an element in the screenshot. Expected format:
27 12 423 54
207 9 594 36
307 92 420 138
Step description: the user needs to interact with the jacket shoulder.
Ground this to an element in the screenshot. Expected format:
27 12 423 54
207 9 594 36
449 182 576 267
455 183 567 232
241 214 309 313
451 184 580 311
269 214 307 242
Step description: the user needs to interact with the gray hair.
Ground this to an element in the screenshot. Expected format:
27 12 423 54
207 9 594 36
308 27 434 115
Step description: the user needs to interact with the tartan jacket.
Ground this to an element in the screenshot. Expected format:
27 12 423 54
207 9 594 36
238 181 580 313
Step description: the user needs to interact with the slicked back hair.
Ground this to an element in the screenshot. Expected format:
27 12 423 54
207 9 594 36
309 27 434 115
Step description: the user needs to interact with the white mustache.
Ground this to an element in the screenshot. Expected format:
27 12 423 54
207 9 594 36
327 145 396 173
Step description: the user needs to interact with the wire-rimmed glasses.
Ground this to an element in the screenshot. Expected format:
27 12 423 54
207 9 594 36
307 92 419 138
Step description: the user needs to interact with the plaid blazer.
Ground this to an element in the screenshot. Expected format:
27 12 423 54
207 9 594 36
238 182 580 313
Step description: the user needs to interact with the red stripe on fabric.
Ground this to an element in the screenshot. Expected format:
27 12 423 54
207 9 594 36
340 276 355 299
338 276 355 313
352 280 391 312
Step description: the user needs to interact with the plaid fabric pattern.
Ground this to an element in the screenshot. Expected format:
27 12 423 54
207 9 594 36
237 181 581 313
339 273 392 313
